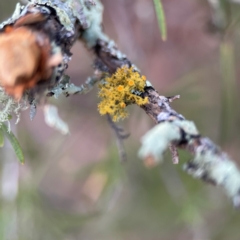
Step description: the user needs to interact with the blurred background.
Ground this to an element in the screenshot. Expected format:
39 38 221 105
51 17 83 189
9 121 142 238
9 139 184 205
1 0 240 239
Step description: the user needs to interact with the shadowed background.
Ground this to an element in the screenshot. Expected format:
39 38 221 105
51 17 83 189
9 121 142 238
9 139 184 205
1 0 240 239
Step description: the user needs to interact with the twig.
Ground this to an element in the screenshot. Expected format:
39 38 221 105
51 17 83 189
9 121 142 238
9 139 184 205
169 144 179 165
107 114 129 163
47 74 101 98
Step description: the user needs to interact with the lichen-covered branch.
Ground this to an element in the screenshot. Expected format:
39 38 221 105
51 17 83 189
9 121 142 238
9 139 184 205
79 0 240 208
0 0 240 208
0 0 100 121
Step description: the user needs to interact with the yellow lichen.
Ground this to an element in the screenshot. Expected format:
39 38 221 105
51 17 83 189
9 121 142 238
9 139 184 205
98 66 148 121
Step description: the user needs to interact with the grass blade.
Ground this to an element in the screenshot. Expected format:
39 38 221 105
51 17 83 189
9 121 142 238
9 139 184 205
219 41 237 144
153 0 167 41
0 128 4 147
1 123 25 164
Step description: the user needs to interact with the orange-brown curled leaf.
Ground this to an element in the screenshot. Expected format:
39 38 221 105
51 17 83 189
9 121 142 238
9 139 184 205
0 27 41 99
0 26 62 100
14 12 46 27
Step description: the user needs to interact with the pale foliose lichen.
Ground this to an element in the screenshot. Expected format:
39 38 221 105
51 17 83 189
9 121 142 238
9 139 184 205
138 120 198 162
174 120 199 141
43 105 69 135
184 139 240 208
48 74 100 98
139 118 240 207
80 0 109 47
29 0 83 32
138 121 181 163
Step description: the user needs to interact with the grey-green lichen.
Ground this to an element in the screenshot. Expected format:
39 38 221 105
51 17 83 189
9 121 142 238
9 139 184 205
0 88 27 127
43 104 69 135
80 0 108 47
29 0 103 37
30 0 79 32
48 75 100 98
138 121 181 163
138 120 198 162
139 119 240 208
184 140 240 208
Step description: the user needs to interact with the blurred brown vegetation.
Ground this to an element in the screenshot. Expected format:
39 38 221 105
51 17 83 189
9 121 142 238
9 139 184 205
1 0 240 239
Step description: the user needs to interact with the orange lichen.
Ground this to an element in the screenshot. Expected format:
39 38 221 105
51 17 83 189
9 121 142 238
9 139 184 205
117 85 124 91
119 102 126 108
128 80 135 86
98 66 148 121
0 13 62 100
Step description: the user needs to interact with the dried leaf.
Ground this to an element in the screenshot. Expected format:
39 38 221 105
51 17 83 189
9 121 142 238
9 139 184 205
0 17 62 100
0 27 41 99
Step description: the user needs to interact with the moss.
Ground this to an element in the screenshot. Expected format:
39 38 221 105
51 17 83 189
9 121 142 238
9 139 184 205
98 66 148 122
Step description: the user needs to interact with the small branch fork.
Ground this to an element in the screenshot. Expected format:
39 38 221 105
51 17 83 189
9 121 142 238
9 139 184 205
1 0 240 207
107 114 130 163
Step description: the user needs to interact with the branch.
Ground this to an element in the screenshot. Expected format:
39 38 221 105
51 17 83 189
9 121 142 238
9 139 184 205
79 0 240 208
0 0 240 208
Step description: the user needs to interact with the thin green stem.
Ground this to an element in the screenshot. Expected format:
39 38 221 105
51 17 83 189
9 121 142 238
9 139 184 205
153 0 167 41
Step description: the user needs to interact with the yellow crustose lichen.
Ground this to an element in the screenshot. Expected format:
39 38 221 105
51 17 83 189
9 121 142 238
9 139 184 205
98 66 148 122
